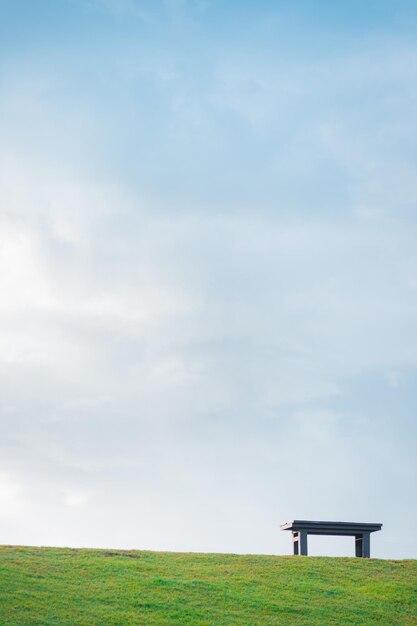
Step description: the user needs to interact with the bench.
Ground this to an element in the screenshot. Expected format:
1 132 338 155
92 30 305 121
281 520 382 558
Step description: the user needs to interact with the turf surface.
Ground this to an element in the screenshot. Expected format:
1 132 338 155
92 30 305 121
0 546 416 624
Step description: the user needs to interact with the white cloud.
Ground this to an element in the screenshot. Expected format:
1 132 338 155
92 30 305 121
0 473 22 516
62 490 90 508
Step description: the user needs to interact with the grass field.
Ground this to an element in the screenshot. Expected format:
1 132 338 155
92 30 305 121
0 546 416 625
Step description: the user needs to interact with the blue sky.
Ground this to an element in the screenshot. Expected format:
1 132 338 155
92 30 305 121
1 0 417 558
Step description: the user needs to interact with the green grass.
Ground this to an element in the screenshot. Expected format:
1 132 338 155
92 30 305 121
0 546 416 625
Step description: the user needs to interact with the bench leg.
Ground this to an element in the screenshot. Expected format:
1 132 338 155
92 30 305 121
355 532 370 558
293 532 299 555
293 531 308 555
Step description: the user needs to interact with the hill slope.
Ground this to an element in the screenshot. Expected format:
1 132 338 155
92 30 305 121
0 546 416 625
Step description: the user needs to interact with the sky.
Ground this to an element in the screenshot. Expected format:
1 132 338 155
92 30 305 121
1 0 417 559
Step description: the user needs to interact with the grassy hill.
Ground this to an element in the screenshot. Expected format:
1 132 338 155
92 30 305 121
0 546 416 625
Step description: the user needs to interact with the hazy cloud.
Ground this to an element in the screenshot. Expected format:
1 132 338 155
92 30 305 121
1 0 416 557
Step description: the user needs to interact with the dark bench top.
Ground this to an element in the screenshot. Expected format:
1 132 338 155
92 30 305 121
281 520 383 535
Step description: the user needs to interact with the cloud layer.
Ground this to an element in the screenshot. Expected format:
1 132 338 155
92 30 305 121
1 0 417 557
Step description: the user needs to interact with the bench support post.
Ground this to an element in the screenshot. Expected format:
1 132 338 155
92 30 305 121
293 530 308 556
355 532 370 558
